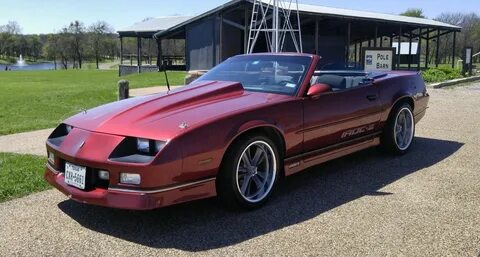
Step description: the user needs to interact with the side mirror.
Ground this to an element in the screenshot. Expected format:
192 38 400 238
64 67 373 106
307 83 331 97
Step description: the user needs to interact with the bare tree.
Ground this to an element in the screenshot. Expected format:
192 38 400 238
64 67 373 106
88 21 113 69
66 21 85 69
0 21 22 34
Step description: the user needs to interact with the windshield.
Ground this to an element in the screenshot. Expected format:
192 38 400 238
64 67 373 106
196 55 312 95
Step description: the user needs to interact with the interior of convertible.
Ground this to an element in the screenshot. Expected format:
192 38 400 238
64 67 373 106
310 71 373 92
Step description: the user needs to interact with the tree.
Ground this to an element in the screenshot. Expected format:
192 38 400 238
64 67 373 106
44 34 60 69
29 35 42 61
0 21 22 34
435 12 480 65
400 9 426 18
66 21 85 69
88 21 113 69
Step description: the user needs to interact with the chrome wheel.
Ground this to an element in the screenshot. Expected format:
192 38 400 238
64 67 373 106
235 140 277 203
394 107 414 150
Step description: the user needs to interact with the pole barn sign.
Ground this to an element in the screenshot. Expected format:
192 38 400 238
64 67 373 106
362 47 395 71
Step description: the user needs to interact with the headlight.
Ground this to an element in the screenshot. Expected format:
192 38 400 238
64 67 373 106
109 138 167 164
137 138 150 153
120 173 141 185
65 124 73 133
136 138 167 155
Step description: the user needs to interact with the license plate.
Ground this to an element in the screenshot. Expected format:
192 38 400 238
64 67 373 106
65 162 86 189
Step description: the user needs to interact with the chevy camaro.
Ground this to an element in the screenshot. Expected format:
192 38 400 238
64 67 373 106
44 53 429 210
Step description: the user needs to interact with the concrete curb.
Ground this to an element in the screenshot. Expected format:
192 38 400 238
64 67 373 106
428 75 480 89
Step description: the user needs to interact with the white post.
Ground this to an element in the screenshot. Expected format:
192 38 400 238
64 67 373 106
272 0 279 53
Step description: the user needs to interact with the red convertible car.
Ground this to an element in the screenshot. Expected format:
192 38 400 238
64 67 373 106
45 53 429 210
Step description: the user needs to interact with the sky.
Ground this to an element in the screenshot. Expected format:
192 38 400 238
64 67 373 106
0 0 479 34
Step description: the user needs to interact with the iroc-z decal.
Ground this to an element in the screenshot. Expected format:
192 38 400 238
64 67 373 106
341 124 375 139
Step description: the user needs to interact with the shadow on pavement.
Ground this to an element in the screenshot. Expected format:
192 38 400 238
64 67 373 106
58 137 463 251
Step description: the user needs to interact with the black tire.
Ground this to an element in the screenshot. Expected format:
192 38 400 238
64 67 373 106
216 134 281 209
380 102 415 155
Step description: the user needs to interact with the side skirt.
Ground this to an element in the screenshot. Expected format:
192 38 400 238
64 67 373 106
284 133 381 176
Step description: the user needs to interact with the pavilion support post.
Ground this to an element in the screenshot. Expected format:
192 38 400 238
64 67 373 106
346 22 351 68
436 29 440 68
137 37 142 73
452 31 456 68
417 28 422 71
244 5 248 53
148 39 151 65
354 42 357 67
315 17 319 55
425 29 430 69
120 36 123 65
157 38 162 69
374 25 378 47
397 27 402 69
408 31 413 70
219 13 223 63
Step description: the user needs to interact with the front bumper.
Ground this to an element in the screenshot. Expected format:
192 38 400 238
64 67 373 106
44 164 216 210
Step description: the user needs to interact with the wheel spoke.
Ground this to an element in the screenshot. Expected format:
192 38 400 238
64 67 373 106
252 175 264 188
241 154 251 167
256 171 266 180
238 167 248 174
240 175 252 195
251 147 264 166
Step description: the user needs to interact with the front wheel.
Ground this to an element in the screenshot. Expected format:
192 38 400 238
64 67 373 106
381 103 415 155
217 135 281 209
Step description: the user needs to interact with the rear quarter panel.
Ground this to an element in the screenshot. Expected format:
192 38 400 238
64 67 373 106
375 72 429 128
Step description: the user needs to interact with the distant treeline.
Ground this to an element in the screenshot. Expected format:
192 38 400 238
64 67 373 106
0 20 158 69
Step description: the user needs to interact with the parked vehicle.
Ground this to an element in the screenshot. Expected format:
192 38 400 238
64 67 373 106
44 53 429 210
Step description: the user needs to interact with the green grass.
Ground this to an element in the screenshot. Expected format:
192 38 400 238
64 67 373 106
0 70 186 135
0 153 49 202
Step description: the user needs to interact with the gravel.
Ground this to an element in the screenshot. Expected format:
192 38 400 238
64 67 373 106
1 83 479 257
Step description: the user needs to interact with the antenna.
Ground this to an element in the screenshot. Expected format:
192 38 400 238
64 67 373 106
246 0 303 54
161 64 170 92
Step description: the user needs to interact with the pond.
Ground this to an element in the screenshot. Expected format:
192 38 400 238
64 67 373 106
0 62 56 71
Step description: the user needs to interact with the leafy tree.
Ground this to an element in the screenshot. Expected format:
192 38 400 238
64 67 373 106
44 34 60 69
400 9 426 18
29 35 42 61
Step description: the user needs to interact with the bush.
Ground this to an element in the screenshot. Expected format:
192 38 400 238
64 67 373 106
422 67 463 83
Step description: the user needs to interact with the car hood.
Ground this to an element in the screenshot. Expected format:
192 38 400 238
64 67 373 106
64 81 290 140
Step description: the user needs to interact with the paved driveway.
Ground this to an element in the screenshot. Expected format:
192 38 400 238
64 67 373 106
1 83 479 256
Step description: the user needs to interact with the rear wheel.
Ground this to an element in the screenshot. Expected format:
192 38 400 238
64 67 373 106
381 103 415 155
217 135 280 209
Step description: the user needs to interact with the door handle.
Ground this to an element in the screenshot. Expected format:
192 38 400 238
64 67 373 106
366 95 377 101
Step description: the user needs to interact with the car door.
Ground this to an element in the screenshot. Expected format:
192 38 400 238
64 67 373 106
302 80 382 156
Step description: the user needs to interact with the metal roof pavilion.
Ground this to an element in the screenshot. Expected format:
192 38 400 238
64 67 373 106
117 0 462 75
154 0 460 38
118 16 194 37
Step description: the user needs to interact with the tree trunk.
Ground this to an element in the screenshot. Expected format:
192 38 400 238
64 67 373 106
96 51 99 69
